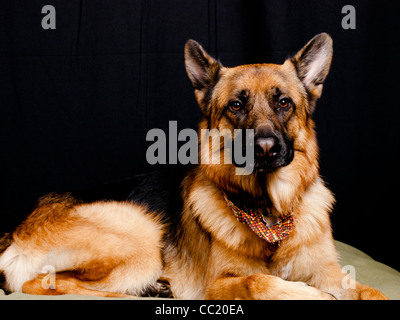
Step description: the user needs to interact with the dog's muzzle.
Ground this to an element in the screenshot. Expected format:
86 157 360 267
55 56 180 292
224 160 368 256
254 132 294 172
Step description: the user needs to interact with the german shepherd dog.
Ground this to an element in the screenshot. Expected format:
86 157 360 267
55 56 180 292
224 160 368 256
0 33 388 299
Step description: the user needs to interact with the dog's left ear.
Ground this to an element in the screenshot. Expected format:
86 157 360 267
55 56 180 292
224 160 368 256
185 40 222 115
290 33 333 102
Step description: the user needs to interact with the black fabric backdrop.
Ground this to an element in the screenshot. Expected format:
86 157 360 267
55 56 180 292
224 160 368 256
1 0 399 270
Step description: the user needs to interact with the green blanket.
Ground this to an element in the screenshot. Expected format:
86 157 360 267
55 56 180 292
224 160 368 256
1 241 399 300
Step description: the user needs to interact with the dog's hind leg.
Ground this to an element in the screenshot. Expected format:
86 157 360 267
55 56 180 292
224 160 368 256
0 195 165 297
22 272 131 298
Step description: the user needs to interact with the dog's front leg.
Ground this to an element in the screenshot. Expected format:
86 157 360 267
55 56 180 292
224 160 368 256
319 275 389 300
206 273 335 300
356 283 389 300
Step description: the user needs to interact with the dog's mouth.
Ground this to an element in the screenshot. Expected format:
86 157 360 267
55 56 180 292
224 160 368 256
232 148 294 174
230 134 294 174
253 139 294 173
253 156 292 173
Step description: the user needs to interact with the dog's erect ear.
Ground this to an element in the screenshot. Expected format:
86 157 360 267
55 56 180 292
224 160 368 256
185 40 222 112
291 33 333 101
185 39 221 89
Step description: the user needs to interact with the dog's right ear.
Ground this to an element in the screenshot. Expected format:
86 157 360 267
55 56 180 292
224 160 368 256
185 40 222 112
290 33 333 103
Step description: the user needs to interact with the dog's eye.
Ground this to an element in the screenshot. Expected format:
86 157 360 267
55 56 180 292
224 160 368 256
279 98 290 109
229 101 243 112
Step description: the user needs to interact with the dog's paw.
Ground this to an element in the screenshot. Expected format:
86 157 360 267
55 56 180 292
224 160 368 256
359 287 388 300
246 274 335 300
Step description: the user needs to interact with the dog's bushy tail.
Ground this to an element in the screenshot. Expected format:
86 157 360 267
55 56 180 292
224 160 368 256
0 233 13 293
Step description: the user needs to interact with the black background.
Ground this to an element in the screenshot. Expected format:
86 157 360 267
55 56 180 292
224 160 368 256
1 0 399 270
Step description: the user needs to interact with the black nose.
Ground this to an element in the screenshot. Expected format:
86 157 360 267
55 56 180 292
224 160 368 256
255 136 281 159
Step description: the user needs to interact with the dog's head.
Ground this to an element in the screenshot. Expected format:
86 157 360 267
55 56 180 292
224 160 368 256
185 33 332 174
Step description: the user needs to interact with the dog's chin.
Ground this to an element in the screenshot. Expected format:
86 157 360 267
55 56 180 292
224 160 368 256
253 163 279 174
254 166 277 174
232 150 294 175
253 156 293 174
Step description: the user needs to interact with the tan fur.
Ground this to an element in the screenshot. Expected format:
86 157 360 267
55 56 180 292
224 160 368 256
22 272 131 298
0 34 388 299
0 194 164 295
